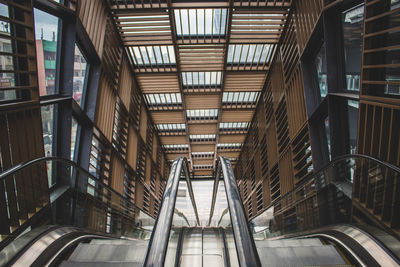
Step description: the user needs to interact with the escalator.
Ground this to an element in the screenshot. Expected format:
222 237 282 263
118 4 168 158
1 155 400 266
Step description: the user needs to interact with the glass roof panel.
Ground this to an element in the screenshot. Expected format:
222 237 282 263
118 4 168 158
144 93 182 106
186 109 218 120
227 44 275 66
156 123 186 132
174 8 228 37
182 72 222 86
219 122 249 130
222 92 260 105
129 45 176 67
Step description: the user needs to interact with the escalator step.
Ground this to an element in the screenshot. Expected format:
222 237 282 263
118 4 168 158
256 245 348 267
255 238 323 247
68 243 146 263
60 261 142 267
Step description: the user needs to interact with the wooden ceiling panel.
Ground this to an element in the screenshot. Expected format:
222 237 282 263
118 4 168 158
160 136 188 144
137 74 180 93
224 73 266 92
188 124 218 134
219 134 246 143
217 151 240 158
191 144 215 152
185 94 220 109
192 159 214 165
166 153 188 160
179 45 225 71
152 111 185 123
221 110 254 122
193 170 213 176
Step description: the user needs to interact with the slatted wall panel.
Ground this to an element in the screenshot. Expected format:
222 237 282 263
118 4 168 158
270 163 280 202
77 0 107 57
294 0 324 54
124 165 136 203
275 96 290 154
95 74 116 142
136 139 147 182
90 128 112 185
118 55 133 110
280 15 299 84
113 97 129 157
129 85 142 131
102 19 122 89
111 153 125 195
278 149 295 195
285 65 307 139
292 125 313 184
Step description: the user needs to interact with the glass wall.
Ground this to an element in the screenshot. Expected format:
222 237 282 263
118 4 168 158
342 4 364 91
34 8 60 96
73 44 88 106
315 42 328 99
0 3 15 101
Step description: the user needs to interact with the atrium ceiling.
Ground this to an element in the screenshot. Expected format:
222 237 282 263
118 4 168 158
106 0 291 178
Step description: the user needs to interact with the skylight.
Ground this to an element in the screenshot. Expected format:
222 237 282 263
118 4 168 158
174 8 228 37
217 143 243 150
162 144 189 152
192 165 213 170
227 44 274 66
222 92 259 105
129 45 176 67
182 72 222 87
189 134 216 142
192 152 214 158
186 109 218 120
156 123 186 133
144 93 182 107
219 122 249 131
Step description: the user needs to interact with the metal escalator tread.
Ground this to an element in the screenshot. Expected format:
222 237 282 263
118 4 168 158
255 238 324 248
62 239 148 266
256 245 349 267
60 261 142 267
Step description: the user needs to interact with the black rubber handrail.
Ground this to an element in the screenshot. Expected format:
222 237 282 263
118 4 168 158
143 157 199 267
0 156 154 219
249 153 400 221
218 156 261 267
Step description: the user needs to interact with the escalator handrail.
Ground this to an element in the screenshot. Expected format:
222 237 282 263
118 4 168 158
208 157 222 226
218 156 261 267
250 153 400 222
143 157 199 267
0 156 154 219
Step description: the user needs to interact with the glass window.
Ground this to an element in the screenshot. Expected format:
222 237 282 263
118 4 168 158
324 117 331 160
227 44 274 66
41 104 57 186
0 3 16 101
182 72 222 87
347 100 359 154
73 44 88 106
315 42 328 99
71 117 78 161
129 45 176 67
342 4 364 91
175 9 228 37
34 9 60 96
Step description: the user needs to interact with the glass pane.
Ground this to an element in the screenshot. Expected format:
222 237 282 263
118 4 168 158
347 100 359 154
0 3 16 101
324 117 331 160
34 9 60 96
342 4 364 91
73 44 88 106
315 42 328 99
71 117 78 161
41 104 57 186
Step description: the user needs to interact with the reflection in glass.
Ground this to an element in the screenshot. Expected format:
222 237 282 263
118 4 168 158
71 118 78 161
315 43 328 98
175 9 228 37
342 4 364 91
0 3 16 101
324 117 331 160
34 8 59 96
73 44 88 106
347 100 359 154
41 104 56 185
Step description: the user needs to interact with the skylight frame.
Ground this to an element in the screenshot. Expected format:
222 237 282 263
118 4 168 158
144 93 183 109
174 8 228 39
182 71 222 88
189 134 216 142
219 122 249 132
129 45 176 69
222 91 260 107
227 44 275 68
186 109 219 121
156 123 186 134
